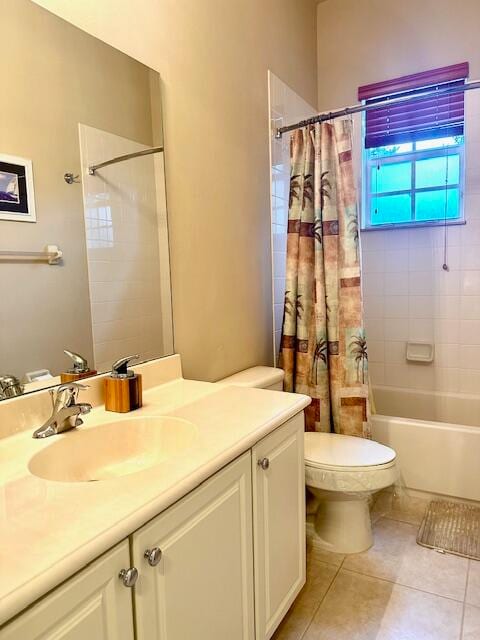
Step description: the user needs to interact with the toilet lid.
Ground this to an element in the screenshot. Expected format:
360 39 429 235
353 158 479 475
305 432 396 470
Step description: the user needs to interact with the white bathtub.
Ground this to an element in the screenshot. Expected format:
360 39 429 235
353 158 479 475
371 385 480 502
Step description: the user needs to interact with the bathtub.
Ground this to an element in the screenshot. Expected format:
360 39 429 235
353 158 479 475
370 385 480 502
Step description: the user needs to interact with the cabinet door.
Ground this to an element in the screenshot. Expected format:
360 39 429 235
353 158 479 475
1 542 134 640
132 452 254 640
252 413 306 640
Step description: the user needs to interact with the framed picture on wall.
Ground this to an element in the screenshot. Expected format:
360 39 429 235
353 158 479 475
0 154 36 223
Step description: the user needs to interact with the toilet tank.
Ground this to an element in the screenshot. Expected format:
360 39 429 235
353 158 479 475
217 366 284 391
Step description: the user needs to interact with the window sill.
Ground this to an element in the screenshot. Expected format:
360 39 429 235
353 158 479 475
361 219 466 232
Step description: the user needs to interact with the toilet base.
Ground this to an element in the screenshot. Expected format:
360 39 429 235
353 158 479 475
310 488 373 554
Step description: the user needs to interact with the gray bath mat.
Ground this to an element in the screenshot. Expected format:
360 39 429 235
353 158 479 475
417 500 480 560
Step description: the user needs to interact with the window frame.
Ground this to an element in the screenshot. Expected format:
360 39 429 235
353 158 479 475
361 129 466 232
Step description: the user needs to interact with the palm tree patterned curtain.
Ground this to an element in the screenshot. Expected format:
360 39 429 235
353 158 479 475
279 120 370 437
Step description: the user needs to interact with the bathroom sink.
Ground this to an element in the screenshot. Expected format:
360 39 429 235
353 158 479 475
28 417 198 482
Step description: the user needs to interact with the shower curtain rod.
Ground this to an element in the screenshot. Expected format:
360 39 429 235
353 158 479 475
88 145 164 176
275 79 480 138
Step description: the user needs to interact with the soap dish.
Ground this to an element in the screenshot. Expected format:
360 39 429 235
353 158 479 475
406 341 434 363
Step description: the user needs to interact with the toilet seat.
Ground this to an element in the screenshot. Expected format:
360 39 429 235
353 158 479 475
305 432 398 494
305 432 396 471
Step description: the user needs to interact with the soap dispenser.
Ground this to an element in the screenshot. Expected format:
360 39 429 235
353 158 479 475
104 355 142 413
60 349 97 383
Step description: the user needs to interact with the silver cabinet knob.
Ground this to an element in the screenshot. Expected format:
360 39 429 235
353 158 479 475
119 567 138 587
258 457 270 470
144 547 162 567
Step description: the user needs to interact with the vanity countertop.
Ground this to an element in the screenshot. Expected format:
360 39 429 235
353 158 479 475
0 377 310 625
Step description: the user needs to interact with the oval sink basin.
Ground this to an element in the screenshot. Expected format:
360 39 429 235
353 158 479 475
28 417 198 482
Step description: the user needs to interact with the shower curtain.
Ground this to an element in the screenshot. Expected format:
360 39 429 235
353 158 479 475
279 120 370 437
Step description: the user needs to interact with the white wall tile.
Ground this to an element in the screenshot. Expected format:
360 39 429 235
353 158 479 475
384 318 409 341
435 344 460 368
408 271 434 295
409 296 434 319
461 271 480 295
459 369 480 394
460 320 480 345
434 296 460 320
384 295 408 319
363 272 385 296
269 72 316 363
359 101 480 397
384 363 410 388
434 319 460 344
365 317 385 341
409 319 434 342
363 251 385 274
460 296 480 320
384 341 406 364
384 272 409 296
434 367 460 393
368 340 384 363
384 249 409 273
364 295 384 319
459 345 480 369
79 124 165 370
368 362 385 385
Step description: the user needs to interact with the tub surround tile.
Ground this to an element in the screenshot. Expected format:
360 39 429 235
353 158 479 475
303 570 463 640
343 517 468 602
269 72 316 363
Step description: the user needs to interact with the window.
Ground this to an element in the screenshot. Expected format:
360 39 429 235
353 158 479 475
359 63 468 230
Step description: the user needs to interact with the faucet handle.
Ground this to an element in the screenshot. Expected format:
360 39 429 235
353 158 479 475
55 382 89 407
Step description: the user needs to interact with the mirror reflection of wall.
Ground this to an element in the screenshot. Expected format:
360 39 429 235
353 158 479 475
0 0 173 397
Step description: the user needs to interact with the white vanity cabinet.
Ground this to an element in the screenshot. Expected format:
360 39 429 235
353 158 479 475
1 414 306 640
131 452 255 640
1 542 134 640
252 413 306 640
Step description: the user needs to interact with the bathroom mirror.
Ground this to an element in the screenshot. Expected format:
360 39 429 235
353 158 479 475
0 0 173 398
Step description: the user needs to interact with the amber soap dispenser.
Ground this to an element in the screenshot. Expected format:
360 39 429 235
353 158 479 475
104 355 142 413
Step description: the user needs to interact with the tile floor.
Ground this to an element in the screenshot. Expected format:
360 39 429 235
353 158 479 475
273 490 480 640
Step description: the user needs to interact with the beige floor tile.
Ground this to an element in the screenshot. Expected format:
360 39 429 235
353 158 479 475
306 522 345 568
372 488 429 525
272 559 338 640
304 570 463 640
343 517 468 601
462 604 480 639
466 561 480 607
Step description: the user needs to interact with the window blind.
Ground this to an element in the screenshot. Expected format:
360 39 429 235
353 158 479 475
358 62 469 149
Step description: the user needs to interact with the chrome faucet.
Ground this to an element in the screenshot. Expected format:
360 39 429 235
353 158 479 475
32 382 92 439
0 374 24 400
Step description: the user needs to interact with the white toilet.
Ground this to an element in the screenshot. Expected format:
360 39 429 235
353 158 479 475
218 366 398 554
305 432 397 553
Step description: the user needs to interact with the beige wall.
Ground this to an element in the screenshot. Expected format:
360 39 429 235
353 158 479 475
2 0 158 379
33 0 318 381
317 0 480 110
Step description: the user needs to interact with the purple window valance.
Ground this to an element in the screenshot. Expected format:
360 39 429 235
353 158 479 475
358 63 469 148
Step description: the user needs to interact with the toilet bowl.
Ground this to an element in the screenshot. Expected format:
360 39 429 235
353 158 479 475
217 366 398 554
305 432 397 553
